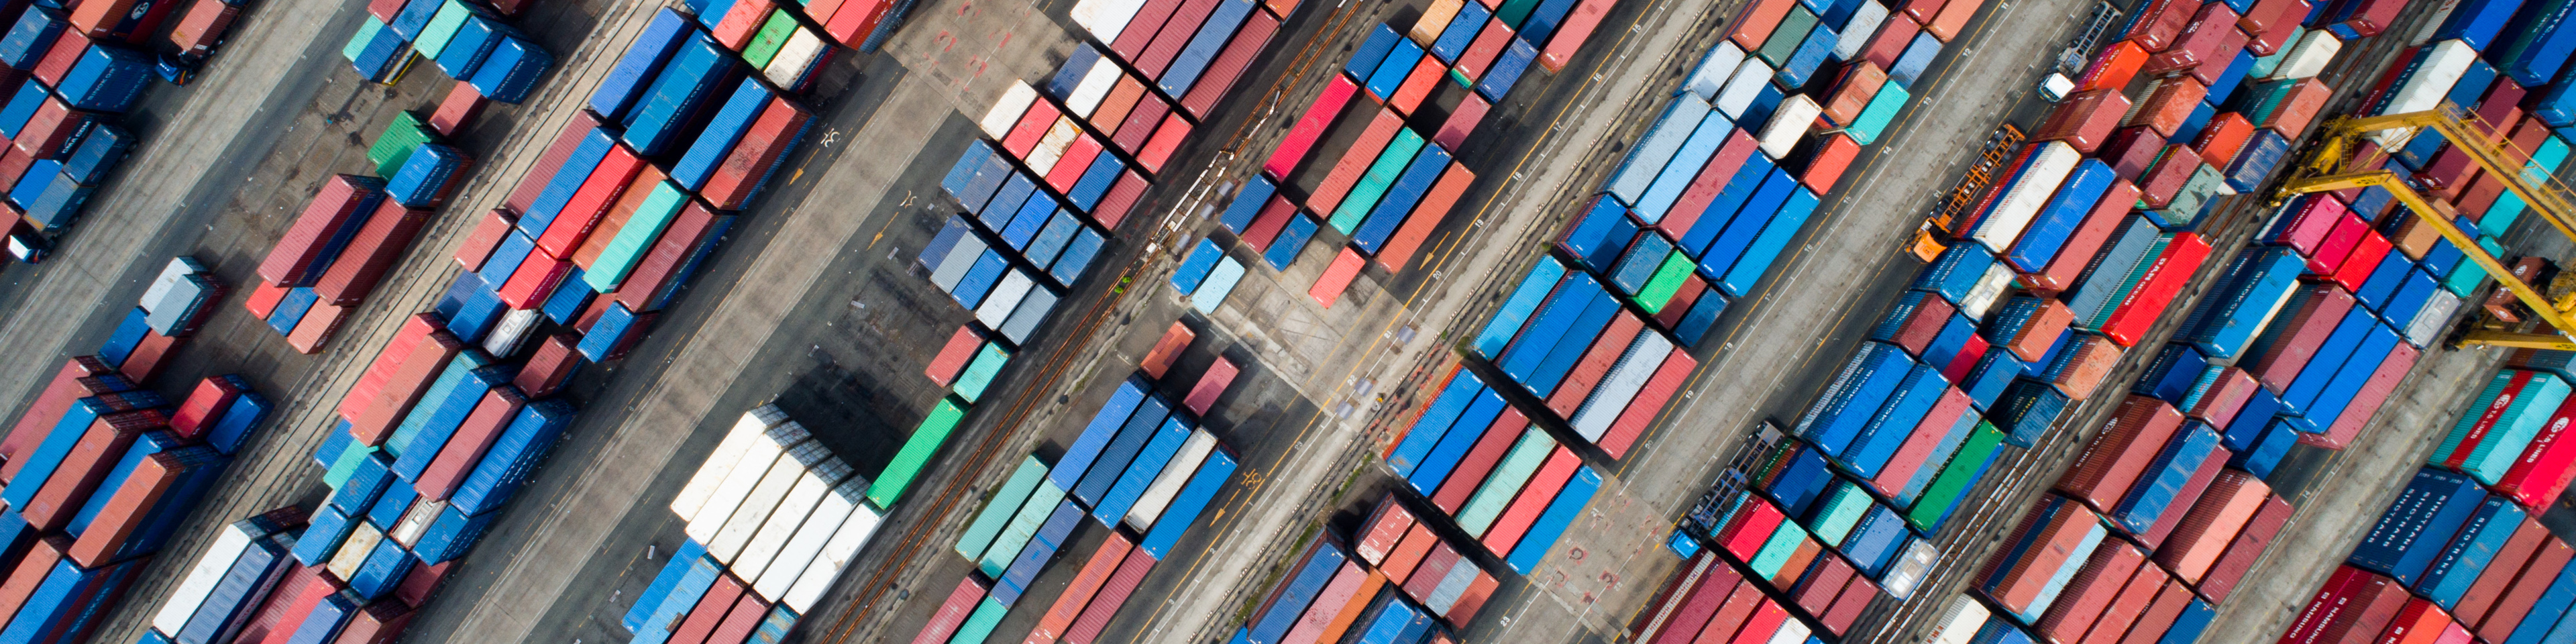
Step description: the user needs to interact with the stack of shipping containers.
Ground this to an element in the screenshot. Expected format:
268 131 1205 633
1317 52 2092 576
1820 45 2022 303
0 0 203 263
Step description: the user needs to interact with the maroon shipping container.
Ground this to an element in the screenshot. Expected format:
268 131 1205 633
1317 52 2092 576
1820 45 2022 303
2078 564 2169 644
1093 170 1149 229
2456 525 2551 626
1601 352 1699 458
2331 0 2402 37
2059 396 2185 513
2318 572 2410 644
2137 442 2229 549
1110 0 1188 62
1065 548 1159 643
504 113 606 215
342 321 466 445
2115 582 2194 644
1179 10 1279 117
31 32 87 88
614 203 721 313
2249 284 2355 392
1034 535 1130 641
2372 598 2451 644
1548 313 1646 417
1642 559 1734 644
703 98 816 210
1112 94 1172 155
0 357 114 468
2196 495 2289 603
68 449 195 566
2039 543 2148 644
1794 555 1856 616
329 601 415 644
1862 14 1920 70
2145 3 2241 73
1138 0 1224 78
2186 367 2259 430
1892 294 1958 356
453 210 515 272
513 333 580 398
315 201 433 306
0 536 68 621
2035 89 2131 154
415 386 529 499
2137 146 2202 208
1405 543 1461 602
2281 567 2365 644
1433 409 1524 513
259 175 388 286
2238 0 2305 50
1356 493 1417 565
2127 78 2209 139
2100 128 2167 181
2308 343 2421 449
168 0 242 58
1483 449 1580 557
2156 470 2271 582
16 97 87 160
910 578 982 644
18 416 144 531
2029 180 2139 295
2479 539 2575 641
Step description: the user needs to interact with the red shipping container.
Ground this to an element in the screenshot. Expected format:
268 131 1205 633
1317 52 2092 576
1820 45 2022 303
497 250 572 310
1113 94 1173 156
0 536 68 621
429 82 487 137
454 209 515 272
2194 113 2255 169
1047 135 1108 194
2008 299 2076 361
2282 567 2367 644
168 376 245 439
1110 0 1189 62
1539 0 1617 70
2330 231 2391 292
2137 443 2229 549
2422 146 2483 201
2078 564 2169 644
1381 524 1436 582
1695 577 1768 644
2259 78 2331 138
1140 322 1195 380
1599 351 1698 459
1138 113 1193 172
257 174 384 286
2079 42 2150 93
315 201 433 305
2035 90 2132 154
1181 11 1281 117
2316 572 2410 644
367 0 405 21
1093 170 1150 228
2309 343 2420 449
1456 19 1516 81
1862 14 1920 70
1873 388 1973 494
1899 0 1947 25
2455 523 2551 623
415 386 529 499
0 149 36 201
1183 357 1239 415
343 322 465 445
538 144 647 258
668 576 746 644
1801 134 1862 193
614 203 722 313
822 0 893 48
1769 539 1821 588
1375 164 1476 273
706 595 768 644
1482 448 1580 555
17 417 141 531
2 356 116 464
335 315 436 423
1664 131 1764 241
1064 549 1159 643
2030 180 2140 295
117 329 180 385
2059 396 2185 513
2127 78 2210 139
1729 600 1791 644
1136 0 1224 78
1242 196 1299 250
1550 313 1646 416
711 0 773 50
1003 99 1063 160
574 168 669 270
2249 284 2354 391
1794 555 1856 616
1733 0 1799 48
2137 146 2202 209
2115 582 2195 644
1356 495 1416 565
2331 0 2402 37
1283 563 1369 641
1033 536 1134 641
330 602 416 644
1403 543 1460 602
2039 542 2148 644
1309 248 1365 308
1924 0 1982 41
2100 233 2212 347
32 32 88 88
2123 0 2200 50
69 449 205 566
2374 598 2453 644
924 327 983 386
1981 496 2105 613
15 97 91 160
2155 470 2270 581
1265 76 1360 179
1822 576 1879 636
1434 410 1525 513
2146 2 2241 71
2477 539 2574 641
506 113 606 215
243 566 334 644
2499 394 2576 508
704 98 817 210
286 303 349 355
1721 498 1788 561
1390 56 1447 115
1449 573 1501 624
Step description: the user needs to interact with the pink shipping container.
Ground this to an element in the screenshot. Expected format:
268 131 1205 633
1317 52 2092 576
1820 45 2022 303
1483 448 1580 554
2308 343 2421 449
2455 525 2555 625
1356 494 1416 565
2184 367 2258 429
1872 388 1973 494
1138 113 1193 172
2115 582 2194 644
1599 352 1699 458
335 316 439 431
453 209 515 271
1432 95 1489 151
1309 109 1405 217
1549 314 1646 417
2194 495 2289 603
1265 76 1360 179
258 175 388 286
1281 563 1368 643
2078 564 2169 644
1642 559 1739 644
1183 357 1239 415
1309 249 1365 308
1662 131 1764 242
1004 100 1065 159
1110 0 1189 63
2029 180 2140 295
1540 0 1617 70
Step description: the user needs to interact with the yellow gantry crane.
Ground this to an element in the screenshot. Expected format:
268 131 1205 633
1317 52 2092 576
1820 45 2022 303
2273 103 2576 350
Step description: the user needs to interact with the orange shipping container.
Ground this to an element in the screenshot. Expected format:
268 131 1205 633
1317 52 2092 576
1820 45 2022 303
1733 0 1800 49
2078 42 2150 93
2127 78 2210 139
1823 64 1890 126
2035 89 2133 154
1925 0 1982 41
1376 164 1476 273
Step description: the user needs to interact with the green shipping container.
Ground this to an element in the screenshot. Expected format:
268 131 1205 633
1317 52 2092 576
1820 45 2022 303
1331 128 1429 234
416 1 474 60
1497 0 1546 28
2447 237 2504 297
952 345 1012 402
369 112 437 178
1456 426 1556 535
869 398 969 508
2247 27 2302 78
1634 252 1696 313
1907 421 2005 533
342 19 382 64
588 182 691 291
743 12 799 68
1809 482 1870 545
1747 522 1809 578
325 443 382 489
2433 372 2519 466
955 457 1050 561
2468 374 2571 483
1847 82 1910 146
954 598 1009 642
1757 7 1818 67
977 480 1067 577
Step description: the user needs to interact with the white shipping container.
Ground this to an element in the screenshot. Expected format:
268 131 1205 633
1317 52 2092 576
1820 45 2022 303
977 270 1038 329
152 523 258 635
980 82 1040 140
733 462 853 582
1067 62 1122 117
1928 594 1993 644
139 258 200 313
1071 0 1152 43
783 506 887 612
389 498 445 547
763 28 828 89
1882 539 1939 599
482 308 541 358
2370 39 2477 146
1714 59 1774 119
756 479 868 600
326 523 385 582
684 436 798 543
709 444 835 562
932 235 991 292
2271 31 2341 81
1962 262 2017 320
1764 615 1813 644
1758 95 1823 160
1833 2 1890 61
1571 332 1676 440
1190 258 1246 313
1124 430 1218 530
1970 141 2083 252
1026 117 1083 175
2408 288 2464 345
1684 42 1746 102
674 416 802 521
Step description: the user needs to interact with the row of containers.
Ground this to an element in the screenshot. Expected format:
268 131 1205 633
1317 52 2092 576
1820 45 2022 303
2270 346 2576 644
1621 0 2576 634
104 3 899 643
1217 494 1507 644
926 0 1309 324
911 358 1245 644
618 405 895 644
0 257 278 643
0 0 257 264
1185 0 1626 309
